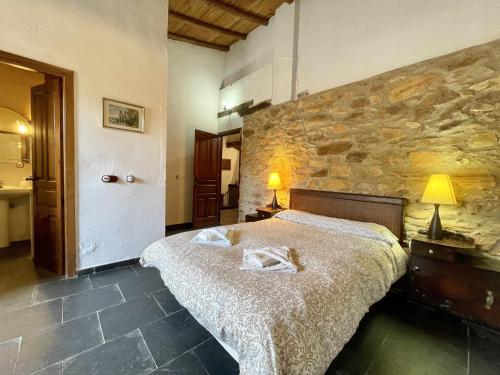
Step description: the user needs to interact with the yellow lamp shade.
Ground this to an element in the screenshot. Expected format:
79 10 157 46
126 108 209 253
421 174 457 205
267 172 282 190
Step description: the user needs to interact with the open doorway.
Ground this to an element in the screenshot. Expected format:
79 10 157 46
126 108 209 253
220 131 241 225
0 51 75 303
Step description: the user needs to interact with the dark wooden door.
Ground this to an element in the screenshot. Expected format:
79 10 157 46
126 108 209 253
31 77 64 274
192 130 221 228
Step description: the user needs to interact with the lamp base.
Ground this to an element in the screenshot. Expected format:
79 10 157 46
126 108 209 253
427 204 443 240
268 189 281 210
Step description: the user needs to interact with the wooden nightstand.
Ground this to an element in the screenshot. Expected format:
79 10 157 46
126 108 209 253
409 235 500 329
256 206 285 219
245 207 286 222
244 213 261 222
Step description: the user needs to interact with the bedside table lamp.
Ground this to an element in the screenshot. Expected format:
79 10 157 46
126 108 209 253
267 172 282 210
421 174 457 240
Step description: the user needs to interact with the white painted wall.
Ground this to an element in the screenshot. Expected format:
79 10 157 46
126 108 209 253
0 0 168 269
221 0 500 112
218 2 295 132
167 40 225 225
223 3 295 91
218 63 274 132
298 0 500 94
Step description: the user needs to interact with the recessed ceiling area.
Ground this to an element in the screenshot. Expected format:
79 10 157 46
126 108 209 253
168 0 292 51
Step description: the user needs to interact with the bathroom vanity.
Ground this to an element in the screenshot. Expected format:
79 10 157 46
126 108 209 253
0 107 33 250
0 186 32 248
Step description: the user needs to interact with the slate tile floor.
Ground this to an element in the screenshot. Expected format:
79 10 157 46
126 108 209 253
1 241 499 375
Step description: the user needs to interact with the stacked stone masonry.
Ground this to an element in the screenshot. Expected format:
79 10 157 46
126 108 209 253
240 40 500 255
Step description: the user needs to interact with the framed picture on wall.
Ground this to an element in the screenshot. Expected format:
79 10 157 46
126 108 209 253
222 158 231 170
103 98 145 133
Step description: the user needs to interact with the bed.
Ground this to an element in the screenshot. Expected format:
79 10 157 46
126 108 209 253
141 189 408 375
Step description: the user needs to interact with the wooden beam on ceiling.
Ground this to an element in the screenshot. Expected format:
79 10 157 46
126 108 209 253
168 32 229 52
201 0 269 26
218 99 254 118
238 99 272 116
170 11 247 40
226 140 241 150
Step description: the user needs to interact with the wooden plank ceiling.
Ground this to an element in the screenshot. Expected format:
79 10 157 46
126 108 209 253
168 0 292 52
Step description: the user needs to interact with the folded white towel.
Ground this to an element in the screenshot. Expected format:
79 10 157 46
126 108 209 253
190 227 234 247
240 246 298 273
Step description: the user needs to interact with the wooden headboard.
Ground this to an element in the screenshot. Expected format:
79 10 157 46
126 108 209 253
289 189 407 241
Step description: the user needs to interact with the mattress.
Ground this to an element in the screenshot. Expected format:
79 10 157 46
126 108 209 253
141 212 407 375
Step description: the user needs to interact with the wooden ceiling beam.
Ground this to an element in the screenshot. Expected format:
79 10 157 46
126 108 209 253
170 11 246 40
218 99 254 118
226 140 241 150
201 0 269 26
168 32 229 52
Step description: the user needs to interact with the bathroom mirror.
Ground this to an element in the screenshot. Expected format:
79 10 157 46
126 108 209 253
0 107 31 164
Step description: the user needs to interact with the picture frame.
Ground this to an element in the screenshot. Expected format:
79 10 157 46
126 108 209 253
222 158 231 170
103 98 145 133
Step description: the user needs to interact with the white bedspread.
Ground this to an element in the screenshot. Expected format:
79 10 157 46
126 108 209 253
141 214 407 375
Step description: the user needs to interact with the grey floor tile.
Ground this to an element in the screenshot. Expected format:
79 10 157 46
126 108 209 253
119 270 166 301
366 318 467 375
62 329 156 375
151 352 207 374
63 284 124 321
469 327 500 375
327 310 394 374
14 313 103 375
132 264 159 277
152 289 184 315
141 309 211 367
31 362 62 375
0 242 62 314
117 278 148 301
193 338 239 375
0 287 36 315
98 294 165 341
0 299 62 343
89 266 138 289
34 277 91 303
119 269 166 301
0 337 21 375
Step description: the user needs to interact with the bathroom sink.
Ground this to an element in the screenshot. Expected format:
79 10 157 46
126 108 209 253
0 186 32 199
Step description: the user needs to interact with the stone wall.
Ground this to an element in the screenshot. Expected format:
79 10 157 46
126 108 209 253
240 40 500 254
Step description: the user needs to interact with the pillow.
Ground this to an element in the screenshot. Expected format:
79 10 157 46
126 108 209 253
275 209 399 246
357 221 400 246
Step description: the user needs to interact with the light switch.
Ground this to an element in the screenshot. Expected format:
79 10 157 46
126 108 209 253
102 175 118 183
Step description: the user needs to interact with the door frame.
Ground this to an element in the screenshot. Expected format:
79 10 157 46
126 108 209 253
217 127 242 218
0 50 76 277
